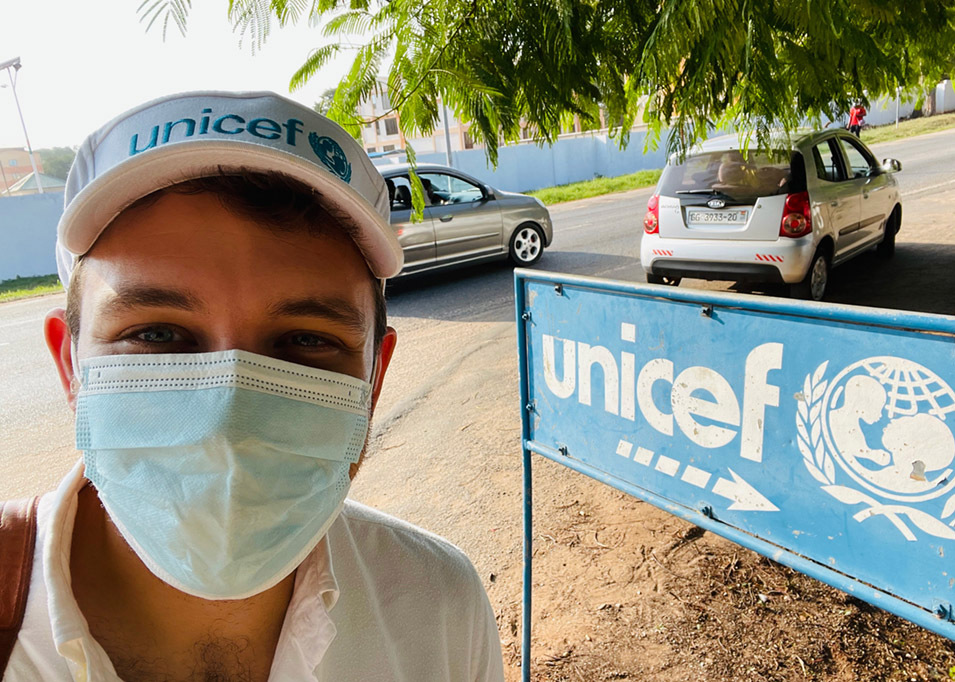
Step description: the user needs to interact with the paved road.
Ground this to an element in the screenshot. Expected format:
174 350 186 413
2 128 954 502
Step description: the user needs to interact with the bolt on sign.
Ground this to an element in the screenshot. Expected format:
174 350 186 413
514 270 955 678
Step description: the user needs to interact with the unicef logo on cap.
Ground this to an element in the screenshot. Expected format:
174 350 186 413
796 357 955 541
308 132 352 184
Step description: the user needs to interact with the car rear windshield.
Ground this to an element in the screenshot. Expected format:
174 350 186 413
657 150 806 203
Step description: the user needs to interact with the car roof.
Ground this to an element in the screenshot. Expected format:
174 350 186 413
690 128 828 156
375 162 460 176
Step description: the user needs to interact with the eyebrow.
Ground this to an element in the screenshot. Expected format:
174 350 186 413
96 285 205 319
268 296 369 335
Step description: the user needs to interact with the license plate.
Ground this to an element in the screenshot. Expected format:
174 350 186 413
686 209 750 225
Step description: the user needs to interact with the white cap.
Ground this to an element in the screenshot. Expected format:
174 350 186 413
55 90 403 289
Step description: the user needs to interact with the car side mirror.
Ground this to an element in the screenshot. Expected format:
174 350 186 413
483 185 496 200
881 158 902 173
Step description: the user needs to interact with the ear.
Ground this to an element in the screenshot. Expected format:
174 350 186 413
44 308 79 412
369 326 397 412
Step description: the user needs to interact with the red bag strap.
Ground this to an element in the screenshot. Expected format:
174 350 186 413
0 497 40 673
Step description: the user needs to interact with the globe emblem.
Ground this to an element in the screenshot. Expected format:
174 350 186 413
308 132 353 183
820 357 955 502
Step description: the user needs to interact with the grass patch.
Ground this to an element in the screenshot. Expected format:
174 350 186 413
0 274 62 303
529 168 662 205
861 112 955 146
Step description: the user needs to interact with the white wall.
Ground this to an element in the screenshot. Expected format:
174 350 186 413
0 192 62 280
937 80 955 114
864 93 918 127
375 127 669 194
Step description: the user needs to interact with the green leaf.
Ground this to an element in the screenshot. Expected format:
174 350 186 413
162 0 955 163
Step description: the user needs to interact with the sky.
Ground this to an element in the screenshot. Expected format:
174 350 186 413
0 0 352 150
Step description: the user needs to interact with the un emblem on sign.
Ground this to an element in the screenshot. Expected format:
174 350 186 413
308 132 352 183
796 357 955 541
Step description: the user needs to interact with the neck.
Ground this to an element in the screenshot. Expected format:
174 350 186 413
69 483 294 681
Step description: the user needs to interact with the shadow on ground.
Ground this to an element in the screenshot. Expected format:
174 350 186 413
824 242 955 315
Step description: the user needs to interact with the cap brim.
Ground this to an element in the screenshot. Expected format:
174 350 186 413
58 140 403 279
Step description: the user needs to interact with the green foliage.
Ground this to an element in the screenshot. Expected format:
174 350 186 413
140 0 955 162
35 147 76 181
529 169 662 205
0 274 61 303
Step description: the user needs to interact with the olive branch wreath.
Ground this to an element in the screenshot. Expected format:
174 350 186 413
795 361 955 542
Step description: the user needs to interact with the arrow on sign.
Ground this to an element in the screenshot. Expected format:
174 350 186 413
713 469 779 512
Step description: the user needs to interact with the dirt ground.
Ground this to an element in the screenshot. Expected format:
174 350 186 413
489 464 955 681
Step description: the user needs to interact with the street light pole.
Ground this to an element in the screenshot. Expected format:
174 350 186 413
896 85 901 129
442 101 454 167
1 56 43 194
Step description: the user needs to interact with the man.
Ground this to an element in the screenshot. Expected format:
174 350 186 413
848 101 867 136
3 91 504 681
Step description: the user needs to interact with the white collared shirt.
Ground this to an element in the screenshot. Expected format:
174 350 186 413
4 462 504 681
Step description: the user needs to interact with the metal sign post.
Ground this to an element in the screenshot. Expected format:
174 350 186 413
516 270 955 680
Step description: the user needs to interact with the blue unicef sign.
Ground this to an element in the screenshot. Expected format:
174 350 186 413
515 269 955 668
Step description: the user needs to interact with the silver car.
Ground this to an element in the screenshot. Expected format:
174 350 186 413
641 130 902 300
379 164 553 276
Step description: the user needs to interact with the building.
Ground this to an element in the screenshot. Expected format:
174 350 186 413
357 86 478 156
357 85 597 158
0 147 43 194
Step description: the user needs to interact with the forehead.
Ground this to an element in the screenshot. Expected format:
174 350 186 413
74 190 377 313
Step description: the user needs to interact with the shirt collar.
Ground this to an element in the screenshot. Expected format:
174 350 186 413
45 459 119 680
269 534 341 676
43 459 342 681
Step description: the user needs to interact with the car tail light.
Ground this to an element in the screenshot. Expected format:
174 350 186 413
780 191 812 238
644 194 660 234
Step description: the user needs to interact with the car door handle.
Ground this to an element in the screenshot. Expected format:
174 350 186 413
439 214 453 222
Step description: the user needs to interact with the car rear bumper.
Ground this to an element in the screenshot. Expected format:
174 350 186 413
641 234 815 284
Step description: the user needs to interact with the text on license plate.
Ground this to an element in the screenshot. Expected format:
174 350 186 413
686 209 750 225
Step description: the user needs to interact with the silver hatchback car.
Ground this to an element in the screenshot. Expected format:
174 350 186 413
379 163 554 276
641 130 902 300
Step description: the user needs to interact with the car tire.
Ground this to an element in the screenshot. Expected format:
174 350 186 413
877 209 898 259
647 274 682 286
791 248 830 301
509 223 545 266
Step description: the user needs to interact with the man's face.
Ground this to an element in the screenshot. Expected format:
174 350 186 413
48 190 396 428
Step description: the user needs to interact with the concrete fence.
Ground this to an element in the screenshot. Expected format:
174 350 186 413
0 192 62 281
378 127 671 194
935 80 955 115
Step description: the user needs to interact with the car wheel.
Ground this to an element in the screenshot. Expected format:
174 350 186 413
791 248 830 301
509 224 544 266
877 209 897 259
647 274 682 286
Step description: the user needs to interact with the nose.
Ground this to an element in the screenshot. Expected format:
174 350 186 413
201 320 271 357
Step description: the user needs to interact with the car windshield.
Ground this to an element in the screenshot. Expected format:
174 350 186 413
658 150 803 203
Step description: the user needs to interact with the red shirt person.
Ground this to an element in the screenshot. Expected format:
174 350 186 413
848 102 867 135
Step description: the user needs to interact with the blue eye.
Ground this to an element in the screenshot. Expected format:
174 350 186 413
134 327 178 343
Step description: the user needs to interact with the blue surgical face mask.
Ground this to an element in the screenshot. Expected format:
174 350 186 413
75 349 372 600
